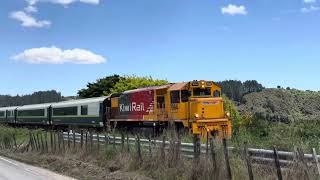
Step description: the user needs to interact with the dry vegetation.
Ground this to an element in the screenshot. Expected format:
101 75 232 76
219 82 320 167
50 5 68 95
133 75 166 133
0 125 319 180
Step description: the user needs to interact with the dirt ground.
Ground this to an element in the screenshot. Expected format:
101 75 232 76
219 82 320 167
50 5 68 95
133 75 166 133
0 151 153 180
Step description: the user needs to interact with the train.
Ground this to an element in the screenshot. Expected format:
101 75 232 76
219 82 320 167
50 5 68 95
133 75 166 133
0 80 232 138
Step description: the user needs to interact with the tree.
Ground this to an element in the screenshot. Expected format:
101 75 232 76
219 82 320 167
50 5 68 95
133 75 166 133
110 75 169 94
78 74 123 98
0 90 62 107
217 80 264 103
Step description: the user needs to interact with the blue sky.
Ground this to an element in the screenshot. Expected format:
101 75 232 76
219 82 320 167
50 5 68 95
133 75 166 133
0 0 320 96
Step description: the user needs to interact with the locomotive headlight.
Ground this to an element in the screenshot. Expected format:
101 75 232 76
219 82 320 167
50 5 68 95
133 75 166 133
194 113 199 118
226 112 230 117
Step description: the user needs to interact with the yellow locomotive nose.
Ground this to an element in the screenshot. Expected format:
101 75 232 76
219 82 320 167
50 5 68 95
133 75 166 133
190 97 232 138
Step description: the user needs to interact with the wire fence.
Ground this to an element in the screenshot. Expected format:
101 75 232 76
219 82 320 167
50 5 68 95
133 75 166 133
1 129 320 180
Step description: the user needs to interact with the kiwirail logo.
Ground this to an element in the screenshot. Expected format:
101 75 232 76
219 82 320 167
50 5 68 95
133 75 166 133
120 102 145 112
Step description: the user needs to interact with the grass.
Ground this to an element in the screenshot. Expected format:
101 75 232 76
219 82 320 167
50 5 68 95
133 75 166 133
0 125 319 180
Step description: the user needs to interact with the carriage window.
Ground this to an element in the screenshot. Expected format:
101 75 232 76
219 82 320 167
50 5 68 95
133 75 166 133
170 91 180 103
81 105 88 115
181 90 190 102
18 109 45 116
7 111 11 117
0 111 5 117
53 107 78 116
193 88 211 97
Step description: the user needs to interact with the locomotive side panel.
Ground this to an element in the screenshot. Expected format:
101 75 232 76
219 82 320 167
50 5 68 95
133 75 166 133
112 90 155 120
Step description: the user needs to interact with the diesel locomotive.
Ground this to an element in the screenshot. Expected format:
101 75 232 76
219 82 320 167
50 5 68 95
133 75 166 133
0 80 232 138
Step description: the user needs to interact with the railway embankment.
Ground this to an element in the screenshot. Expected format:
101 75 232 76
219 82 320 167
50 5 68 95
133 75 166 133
0 125 319 180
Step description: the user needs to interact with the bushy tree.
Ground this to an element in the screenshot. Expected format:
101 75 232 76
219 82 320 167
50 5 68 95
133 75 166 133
110 75 169 94
78 74 123 98
217 80 264 102
78 75 169 97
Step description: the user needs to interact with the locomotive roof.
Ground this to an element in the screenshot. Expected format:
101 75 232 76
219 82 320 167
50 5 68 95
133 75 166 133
122 84 172 94
51 96 108 107
168 82 189 91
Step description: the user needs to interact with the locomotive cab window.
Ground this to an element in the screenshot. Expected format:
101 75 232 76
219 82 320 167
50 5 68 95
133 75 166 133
157 96 165 109
181 90 190 102
81 105 88 115
170 90 180 103
0 111 5 117
193 88 211 97
213 90 221 97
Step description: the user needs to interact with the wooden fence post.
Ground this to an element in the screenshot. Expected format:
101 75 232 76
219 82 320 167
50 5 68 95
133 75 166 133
273 147 283 180
33 133 39 151
29 131 34 151
13 133 17 149
223 138 232 180
67 131 70 149
161 135 166 159
312 148 320 178
57 131 61 153
176 138 181 162
36 133 41 151
193 135 201 160
45 131 48 153
244 143 254 180
126 134 130 153
104 134 108 150
90 132 93 151
61 131 65 153
210 138 217 177
97 133 100 153
206 132 209 155
121 132 125 151
73 130 76 150
85 132 88 153
113 133 116 149
137 135 142 163
297 148 310 180
53 131 57 153
39 133 44 153
80 130 84 149
50 130 53 152
148 137 152 157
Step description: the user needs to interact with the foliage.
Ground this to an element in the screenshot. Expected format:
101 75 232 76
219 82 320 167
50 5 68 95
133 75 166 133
217 80 264 102
110 75 169 94
0 90 62 107
223 95 242 136
78 74 123 98
239 88 320 122
78 75 169 97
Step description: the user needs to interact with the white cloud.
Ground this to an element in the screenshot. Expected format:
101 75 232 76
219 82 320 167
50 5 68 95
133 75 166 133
301 6 320 13
304 0 316 4
10 0 100 28
10 11 51 28
46 0 100 6
12 46 106 64
221 4 247 16
24 5 38 13
79 0 100 5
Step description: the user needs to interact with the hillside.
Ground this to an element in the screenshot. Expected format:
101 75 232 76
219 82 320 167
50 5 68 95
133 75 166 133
239 88 320 122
